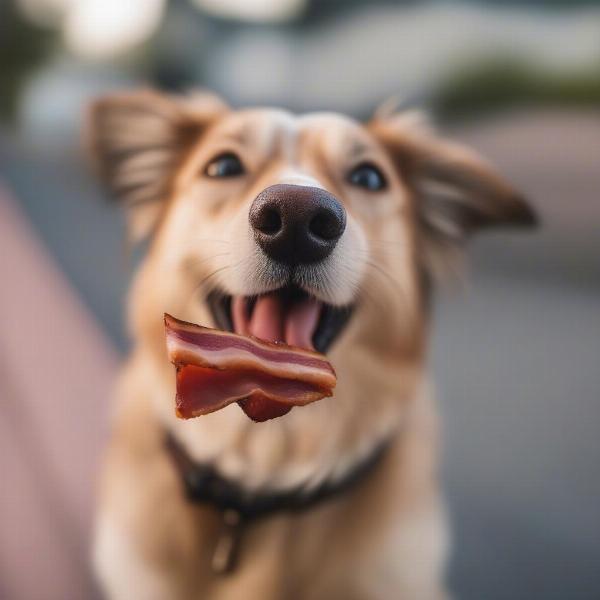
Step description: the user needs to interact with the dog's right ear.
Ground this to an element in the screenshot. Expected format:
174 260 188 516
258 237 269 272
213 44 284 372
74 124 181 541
85 89 228 242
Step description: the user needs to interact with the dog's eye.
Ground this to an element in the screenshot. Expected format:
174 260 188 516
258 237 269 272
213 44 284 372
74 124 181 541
204 153 245 178
348 163 387 191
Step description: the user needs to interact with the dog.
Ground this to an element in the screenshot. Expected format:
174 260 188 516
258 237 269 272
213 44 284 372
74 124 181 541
86 89 535 600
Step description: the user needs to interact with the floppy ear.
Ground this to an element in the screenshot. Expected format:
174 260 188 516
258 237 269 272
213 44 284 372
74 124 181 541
369 111 537 277
85 89 228 242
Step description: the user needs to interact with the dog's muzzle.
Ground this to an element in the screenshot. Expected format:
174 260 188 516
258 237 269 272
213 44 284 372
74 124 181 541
207 184 354 355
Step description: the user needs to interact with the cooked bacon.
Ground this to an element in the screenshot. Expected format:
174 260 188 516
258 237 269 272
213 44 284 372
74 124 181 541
165 314 336 421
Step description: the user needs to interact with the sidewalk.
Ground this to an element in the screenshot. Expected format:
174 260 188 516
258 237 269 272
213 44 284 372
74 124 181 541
0 186 117 600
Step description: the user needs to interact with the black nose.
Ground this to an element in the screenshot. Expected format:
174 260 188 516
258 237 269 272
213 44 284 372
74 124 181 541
249 184 346 265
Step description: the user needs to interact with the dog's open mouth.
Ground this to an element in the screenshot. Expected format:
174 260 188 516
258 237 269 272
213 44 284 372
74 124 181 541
165 286 352 422
164 287 354 423
207 285 353 354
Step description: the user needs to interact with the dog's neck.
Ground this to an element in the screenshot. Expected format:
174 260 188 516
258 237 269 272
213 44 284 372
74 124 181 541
163 429 392 573
165 431 390 517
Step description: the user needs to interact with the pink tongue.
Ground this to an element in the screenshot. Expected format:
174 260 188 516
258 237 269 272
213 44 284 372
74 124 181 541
284 297 321 348
249 293 284 342
232 293 321 350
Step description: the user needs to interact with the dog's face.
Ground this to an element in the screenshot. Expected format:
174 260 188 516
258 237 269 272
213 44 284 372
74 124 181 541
88 90 535 437
134 106 423 357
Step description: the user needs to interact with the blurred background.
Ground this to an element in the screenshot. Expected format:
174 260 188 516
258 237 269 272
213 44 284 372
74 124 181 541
0 0 599 598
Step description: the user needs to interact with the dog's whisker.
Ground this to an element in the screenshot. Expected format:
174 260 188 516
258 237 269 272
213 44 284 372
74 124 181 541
184 252 232 271
194 264 233 295
350 246 406 261
369 239 409 248
195 257 252 298
193 238 231 245
358 285 383 314
364 259 411 309
360 269 397 314
366 260 404 295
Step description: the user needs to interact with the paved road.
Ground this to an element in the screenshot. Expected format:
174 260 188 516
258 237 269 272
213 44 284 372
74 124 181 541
438 110 600 600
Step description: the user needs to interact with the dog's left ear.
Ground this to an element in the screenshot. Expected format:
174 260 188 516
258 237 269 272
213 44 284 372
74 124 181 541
85 89 228 242
369 111 537 275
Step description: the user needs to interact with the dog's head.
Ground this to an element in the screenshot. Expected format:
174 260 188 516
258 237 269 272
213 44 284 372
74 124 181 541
87 89 535 434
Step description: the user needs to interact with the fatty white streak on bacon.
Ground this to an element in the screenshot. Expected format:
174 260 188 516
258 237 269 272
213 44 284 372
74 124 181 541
164 314 336 389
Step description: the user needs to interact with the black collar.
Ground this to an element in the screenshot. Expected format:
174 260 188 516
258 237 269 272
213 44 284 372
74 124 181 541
166 433 389 521
165 433 389 574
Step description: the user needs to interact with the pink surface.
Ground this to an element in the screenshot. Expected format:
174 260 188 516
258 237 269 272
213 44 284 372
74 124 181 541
0 185 118 600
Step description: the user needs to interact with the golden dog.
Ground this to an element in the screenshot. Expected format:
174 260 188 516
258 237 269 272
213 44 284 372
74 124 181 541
87 90 535 600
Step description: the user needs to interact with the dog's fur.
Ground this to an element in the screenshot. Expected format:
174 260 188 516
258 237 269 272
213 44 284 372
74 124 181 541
87 90 534 600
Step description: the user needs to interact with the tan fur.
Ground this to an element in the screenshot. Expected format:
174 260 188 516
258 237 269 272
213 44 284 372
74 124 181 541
87 90 534 599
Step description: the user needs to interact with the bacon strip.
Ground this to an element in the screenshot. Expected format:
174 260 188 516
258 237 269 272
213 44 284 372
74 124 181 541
165 314 336 421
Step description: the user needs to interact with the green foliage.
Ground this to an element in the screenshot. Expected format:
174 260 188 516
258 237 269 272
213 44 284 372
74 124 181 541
467 0 600 6
0 2 55 123
433 58 600 121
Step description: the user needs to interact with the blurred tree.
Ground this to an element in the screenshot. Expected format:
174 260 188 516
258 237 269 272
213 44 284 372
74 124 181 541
0 2 55 123
469 0 600 5
433 58 600 121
